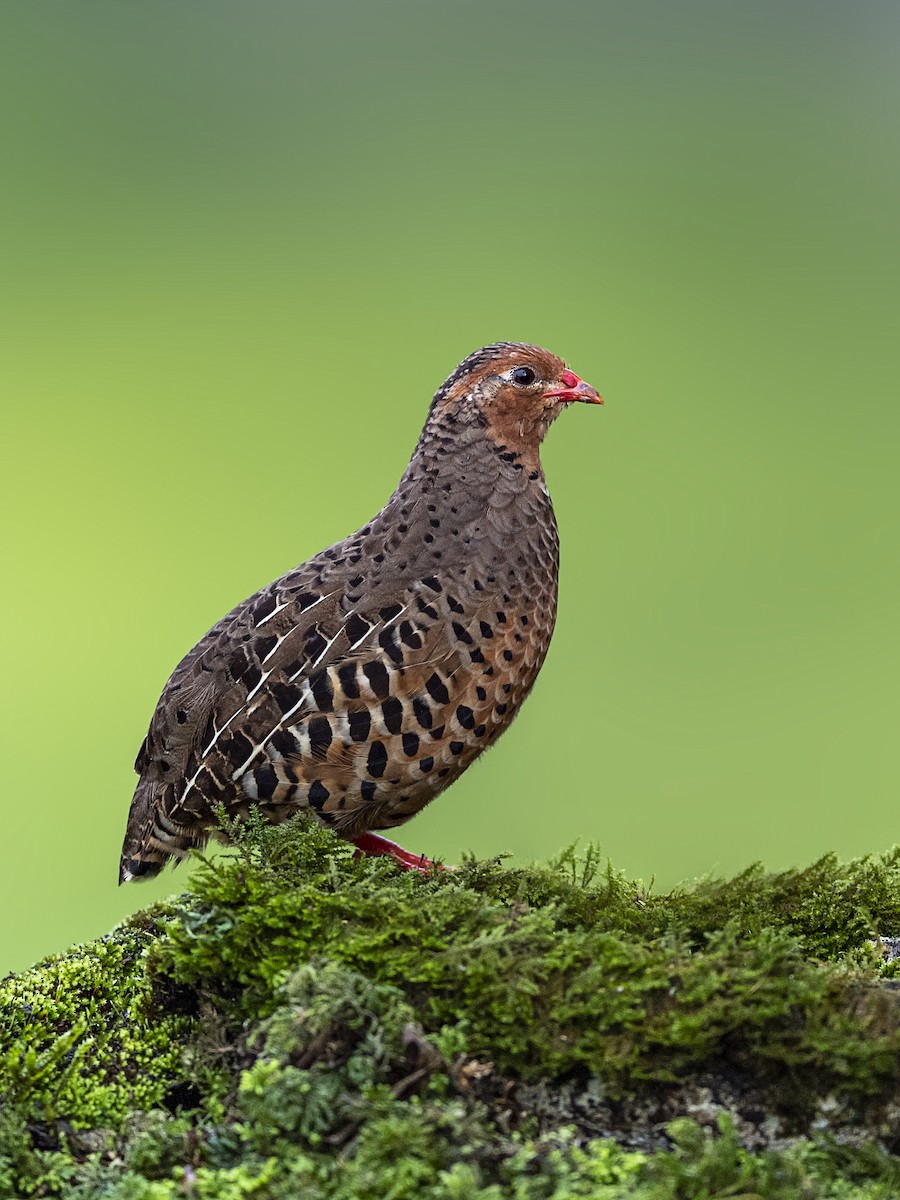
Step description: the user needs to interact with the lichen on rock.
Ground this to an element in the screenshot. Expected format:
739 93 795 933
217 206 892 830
3 815 900 1197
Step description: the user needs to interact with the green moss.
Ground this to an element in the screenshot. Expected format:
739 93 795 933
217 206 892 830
658 849 900 961
0 906 185 1131
3 816 900 1198
156 820 900 1103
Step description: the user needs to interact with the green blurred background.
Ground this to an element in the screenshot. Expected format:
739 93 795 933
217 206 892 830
2 1 898 974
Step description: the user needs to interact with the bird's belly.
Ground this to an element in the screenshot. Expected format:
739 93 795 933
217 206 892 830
233 590 555 838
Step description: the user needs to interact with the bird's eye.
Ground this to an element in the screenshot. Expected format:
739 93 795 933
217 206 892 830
511 366 536 386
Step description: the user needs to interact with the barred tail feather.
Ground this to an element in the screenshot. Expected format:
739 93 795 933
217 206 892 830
119 777 201 883
119 854 166 883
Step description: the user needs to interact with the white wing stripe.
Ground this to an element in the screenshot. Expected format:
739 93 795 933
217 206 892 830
255 601 288 627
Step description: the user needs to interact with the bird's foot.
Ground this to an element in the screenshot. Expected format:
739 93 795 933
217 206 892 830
350 832 445 875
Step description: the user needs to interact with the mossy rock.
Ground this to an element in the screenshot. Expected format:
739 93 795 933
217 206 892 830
3 816 900 1197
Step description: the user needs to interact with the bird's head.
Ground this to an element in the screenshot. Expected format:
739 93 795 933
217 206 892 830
428 342 602 461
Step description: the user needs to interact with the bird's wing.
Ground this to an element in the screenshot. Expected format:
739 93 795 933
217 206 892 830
131 548 521 835
163 570 460 818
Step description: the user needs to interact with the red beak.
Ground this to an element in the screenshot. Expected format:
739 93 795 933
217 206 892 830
544 368 603 405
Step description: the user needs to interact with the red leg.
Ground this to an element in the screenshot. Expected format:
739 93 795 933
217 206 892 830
350 832 442 874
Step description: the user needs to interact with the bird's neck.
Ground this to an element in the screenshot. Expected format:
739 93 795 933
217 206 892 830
377 417 557 581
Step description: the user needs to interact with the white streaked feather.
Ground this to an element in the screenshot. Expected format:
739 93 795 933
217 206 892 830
230 682 312 781
255 600 288 627
306 628 343 672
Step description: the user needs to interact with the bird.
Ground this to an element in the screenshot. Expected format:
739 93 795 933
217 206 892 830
120 342 602 882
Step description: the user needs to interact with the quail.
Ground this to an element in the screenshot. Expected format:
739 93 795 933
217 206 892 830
120 343 602 880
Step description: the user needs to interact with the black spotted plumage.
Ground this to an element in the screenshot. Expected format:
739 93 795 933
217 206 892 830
120 342 601 881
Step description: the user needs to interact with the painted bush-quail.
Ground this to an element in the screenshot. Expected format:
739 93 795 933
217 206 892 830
120 343 602 881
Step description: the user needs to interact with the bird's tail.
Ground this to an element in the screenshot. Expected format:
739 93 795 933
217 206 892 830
119 776 197 883
119 853 165 883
